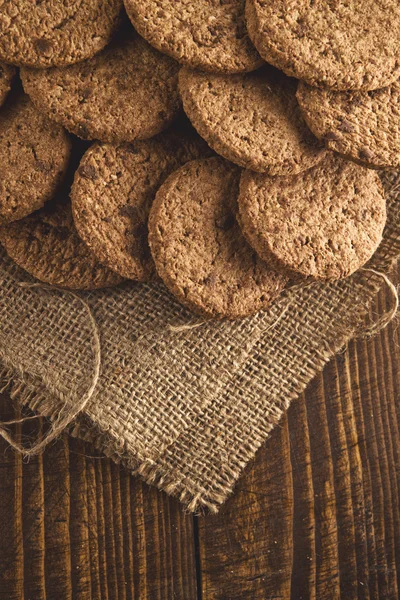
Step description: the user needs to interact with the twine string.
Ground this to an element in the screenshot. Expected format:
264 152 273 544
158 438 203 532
168 320 207 332
0 283 101 457
356 268 399 339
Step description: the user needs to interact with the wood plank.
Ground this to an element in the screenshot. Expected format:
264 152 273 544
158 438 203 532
198 414 294 600
338 345 371 600
85 449 103 600
42 434 72 599
306 370 340 600
68 437 92 599
101 459 120 597
119 469 135 598
21 416 46 600
94 456 111 600
129 479 198 600
0 393 23 600
288 394 316 600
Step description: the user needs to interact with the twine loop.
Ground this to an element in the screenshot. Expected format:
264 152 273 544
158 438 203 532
356 268 399 339
0 283 101 457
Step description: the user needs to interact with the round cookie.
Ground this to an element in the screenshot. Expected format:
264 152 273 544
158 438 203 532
71 130 213 281
124 0 262 74
21 35 181 144
246 0 400 91
0 63 16 107
238 154 386 281
297 80 400 169
0 0 122 68
179 67 325 175
0 92 71 225
0 201 124 290
148 157 288 319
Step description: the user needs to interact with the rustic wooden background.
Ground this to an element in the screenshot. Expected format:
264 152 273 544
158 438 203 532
0 265 399 600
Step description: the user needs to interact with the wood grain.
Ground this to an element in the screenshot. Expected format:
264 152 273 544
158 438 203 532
0 266 399 599
0 422 197 600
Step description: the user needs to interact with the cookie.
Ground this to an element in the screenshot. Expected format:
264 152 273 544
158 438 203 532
148 157 288 318
21 35 181 144
179 66 325 175
71 128 213 281
238 154 386 280
297 80 400 169
0 0 122 68
0 92 71 225
124 0 262 74
246 0 400 91
0 63 16 107
0 201 124 290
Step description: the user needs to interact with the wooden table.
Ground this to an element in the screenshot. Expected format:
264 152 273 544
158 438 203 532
1 266 399 600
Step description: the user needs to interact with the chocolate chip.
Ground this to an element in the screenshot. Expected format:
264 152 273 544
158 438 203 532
80 87 93 100
367 89 381 99
203 273 217 287
349 95 364 107
324 131 342 142
359 147 374 161
208 26 222 39
78 164 98 180
296 18 310 38
35 160 52 172
34 38 53 54
338 119 354 133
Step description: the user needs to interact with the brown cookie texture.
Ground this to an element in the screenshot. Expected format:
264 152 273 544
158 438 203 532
71 129 213 281
124 0 262 73
0 92 71 225
0 63 16 107
179 66 326 175
148 157 288 319
0 201 124 290
21 35 181 144
246 0 400 91
297 80 400 169
0 0 122 68
238 154 386 281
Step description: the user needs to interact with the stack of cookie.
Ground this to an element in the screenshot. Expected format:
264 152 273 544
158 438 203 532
0 1 397 319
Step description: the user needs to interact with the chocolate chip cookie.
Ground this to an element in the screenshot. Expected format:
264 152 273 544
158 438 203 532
124 0 262 73
297 79 400 169
0 200 124 289
180 66 325 174
0 0 122 68
238 154 386 280
246 0 400 91
21 34 181 143
0 92 71 224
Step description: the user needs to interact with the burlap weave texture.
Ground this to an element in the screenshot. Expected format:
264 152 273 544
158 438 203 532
0 171 399 513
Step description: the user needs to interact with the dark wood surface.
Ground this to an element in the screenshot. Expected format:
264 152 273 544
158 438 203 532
0 266 399 600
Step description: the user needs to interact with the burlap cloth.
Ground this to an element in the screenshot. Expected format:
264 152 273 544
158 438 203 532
0 170 399 513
